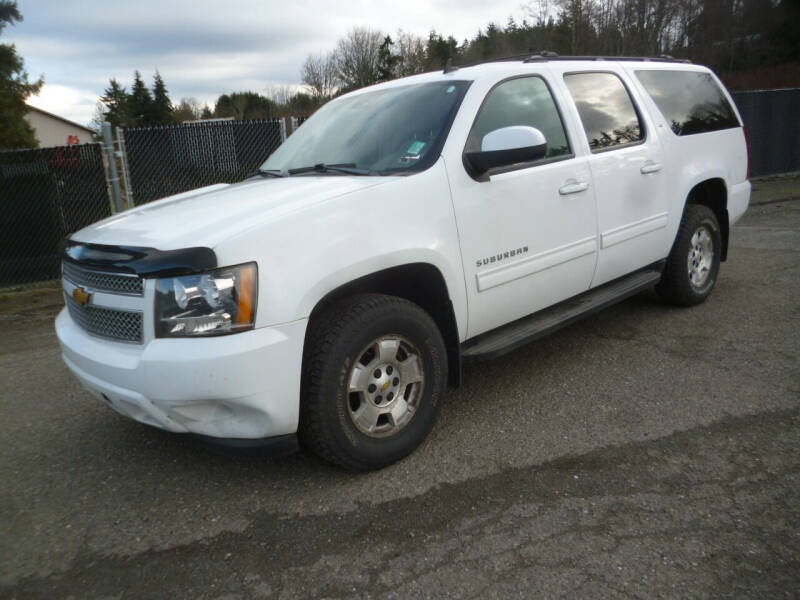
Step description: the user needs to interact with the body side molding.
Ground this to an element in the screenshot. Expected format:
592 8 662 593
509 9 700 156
476 236 597 292
600 212 668 249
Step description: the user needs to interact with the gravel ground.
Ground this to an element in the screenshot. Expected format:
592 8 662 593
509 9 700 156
1 185 798 599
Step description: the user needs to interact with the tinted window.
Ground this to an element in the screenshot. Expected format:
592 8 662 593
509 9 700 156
635 70 740 136
564 72 643 152
466 76 570 160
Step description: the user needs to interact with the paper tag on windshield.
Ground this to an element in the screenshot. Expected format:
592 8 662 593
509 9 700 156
407 141 425 155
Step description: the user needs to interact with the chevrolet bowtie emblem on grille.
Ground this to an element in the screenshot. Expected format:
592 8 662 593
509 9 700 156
72 286 92 306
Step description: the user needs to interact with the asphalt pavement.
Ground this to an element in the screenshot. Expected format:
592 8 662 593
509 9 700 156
1 184 798 599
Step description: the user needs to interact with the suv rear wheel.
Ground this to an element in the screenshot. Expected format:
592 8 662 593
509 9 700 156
657 204 722 306
300 294 447 471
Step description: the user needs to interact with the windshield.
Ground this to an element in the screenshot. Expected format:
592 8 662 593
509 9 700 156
261 80 470 175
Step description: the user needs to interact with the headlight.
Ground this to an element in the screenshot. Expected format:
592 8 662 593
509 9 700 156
155 263 257 337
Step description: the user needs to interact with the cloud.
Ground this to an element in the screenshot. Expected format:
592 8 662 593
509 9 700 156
26 84 100 126
10 0 527 125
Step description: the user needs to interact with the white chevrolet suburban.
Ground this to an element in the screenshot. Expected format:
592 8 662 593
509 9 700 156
56 55 750 470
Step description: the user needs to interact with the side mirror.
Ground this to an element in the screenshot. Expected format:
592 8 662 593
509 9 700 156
464 126 548 175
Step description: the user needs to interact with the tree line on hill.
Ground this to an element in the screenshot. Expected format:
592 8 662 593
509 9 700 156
88 0 800 129
94 72 319 129
2 0 798 148
302 0 799 101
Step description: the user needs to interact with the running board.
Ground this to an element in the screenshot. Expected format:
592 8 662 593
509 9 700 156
461 268 662 361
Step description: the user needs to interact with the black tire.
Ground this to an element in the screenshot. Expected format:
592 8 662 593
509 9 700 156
300 293 447 471
656 204 721 306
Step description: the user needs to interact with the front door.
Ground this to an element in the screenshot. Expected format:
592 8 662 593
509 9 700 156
447 74 599 339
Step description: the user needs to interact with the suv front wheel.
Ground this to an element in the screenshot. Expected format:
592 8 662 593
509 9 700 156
657 204 722 306
300 294 447 471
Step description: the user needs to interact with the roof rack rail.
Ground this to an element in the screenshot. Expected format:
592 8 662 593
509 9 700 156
522 51 560 62
453 52 691 70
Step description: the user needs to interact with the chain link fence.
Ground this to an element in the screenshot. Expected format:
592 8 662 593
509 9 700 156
0 143 111 287
290 115 309 132
1 90 797 287
120 119 285 205
731 89 800 177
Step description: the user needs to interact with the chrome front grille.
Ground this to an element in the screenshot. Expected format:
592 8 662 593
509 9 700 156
62 261 143 296
65 296 143 343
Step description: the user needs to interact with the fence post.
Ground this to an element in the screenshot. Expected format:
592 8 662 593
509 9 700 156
290 116 298 136
279 118 287 143
101 121 123 213
116 126 134 209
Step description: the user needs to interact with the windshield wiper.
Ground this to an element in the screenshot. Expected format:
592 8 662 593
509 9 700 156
248 168 287 178
287 163 373 176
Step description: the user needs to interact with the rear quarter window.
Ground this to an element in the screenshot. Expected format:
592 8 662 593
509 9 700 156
635 70 740 136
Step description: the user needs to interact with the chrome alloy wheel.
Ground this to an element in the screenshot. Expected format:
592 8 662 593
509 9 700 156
687 226 715 288
346 335 424 438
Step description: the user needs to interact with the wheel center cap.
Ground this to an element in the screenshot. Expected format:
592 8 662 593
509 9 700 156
368 362 399 407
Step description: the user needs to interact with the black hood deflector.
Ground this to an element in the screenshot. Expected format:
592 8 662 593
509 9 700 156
61 240 217 278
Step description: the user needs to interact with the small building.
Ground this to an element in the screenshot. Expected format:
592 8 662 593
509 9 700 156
24 105 96 148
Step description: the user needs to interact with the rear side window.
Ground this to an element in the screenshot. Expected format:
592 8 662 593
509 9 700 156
466 76 571 159
564 72 643 152
635 70 740 136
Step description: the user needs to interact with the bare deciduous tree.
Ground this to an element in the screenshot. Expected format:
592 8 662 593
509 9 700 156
395 30 428 76
263 84 297 106
333 27 384 91
173 97 202 122
301 52 338 100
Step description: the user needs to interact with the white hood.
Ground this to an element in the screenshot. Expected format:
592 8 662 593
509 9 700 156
71 176 392 250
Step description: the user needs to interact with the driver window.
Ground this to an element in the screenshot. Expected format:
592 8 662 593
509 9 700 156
466 76 571 160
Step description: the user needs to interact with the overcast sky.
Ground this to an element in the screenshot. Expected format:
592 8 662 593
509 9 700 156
9 0 529 126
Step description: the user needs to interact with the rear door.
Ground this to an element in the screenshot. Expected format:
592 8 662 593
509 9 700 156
552 67 670 286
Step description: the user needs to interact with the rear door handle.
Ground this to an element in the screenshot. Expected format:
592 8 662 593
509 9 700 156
559 180 589 195
640 161 663 174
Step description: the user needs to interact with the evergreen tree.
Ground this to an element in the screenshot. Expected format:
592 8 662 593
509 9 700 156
150 71 174 124
99 78 131 128
377 35 399 81
128 70 153 125
200 105 213 119
213 92 276 120
0 0 42 149
286 92 315 115
425 31 459 69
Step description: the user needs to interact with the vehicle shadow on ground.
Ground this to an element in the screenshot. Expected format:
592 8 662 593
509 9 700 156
62 288 672 487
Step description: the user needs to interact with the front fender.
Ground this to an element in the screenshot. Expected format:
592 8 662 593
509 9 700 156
213 160 469 340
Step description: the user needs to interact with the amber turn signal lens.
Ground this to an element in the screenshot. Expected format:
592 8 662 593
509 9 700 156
235 264 256 325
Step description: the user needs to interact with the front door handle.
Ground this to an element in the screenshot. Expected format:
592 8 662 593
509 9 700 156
559 180 590 195
640 161 663 174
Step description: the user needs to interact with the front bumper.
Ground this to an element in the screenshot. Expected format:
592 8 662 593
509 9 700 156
56 308 308 439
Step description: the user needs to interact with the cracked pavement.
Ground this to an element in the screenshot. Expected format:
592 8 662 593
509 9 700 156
1 190 799 599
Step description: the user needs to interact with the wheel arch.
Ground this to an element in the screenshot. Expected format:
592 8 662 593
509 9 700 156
684 177 729 261
305 262 462 387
